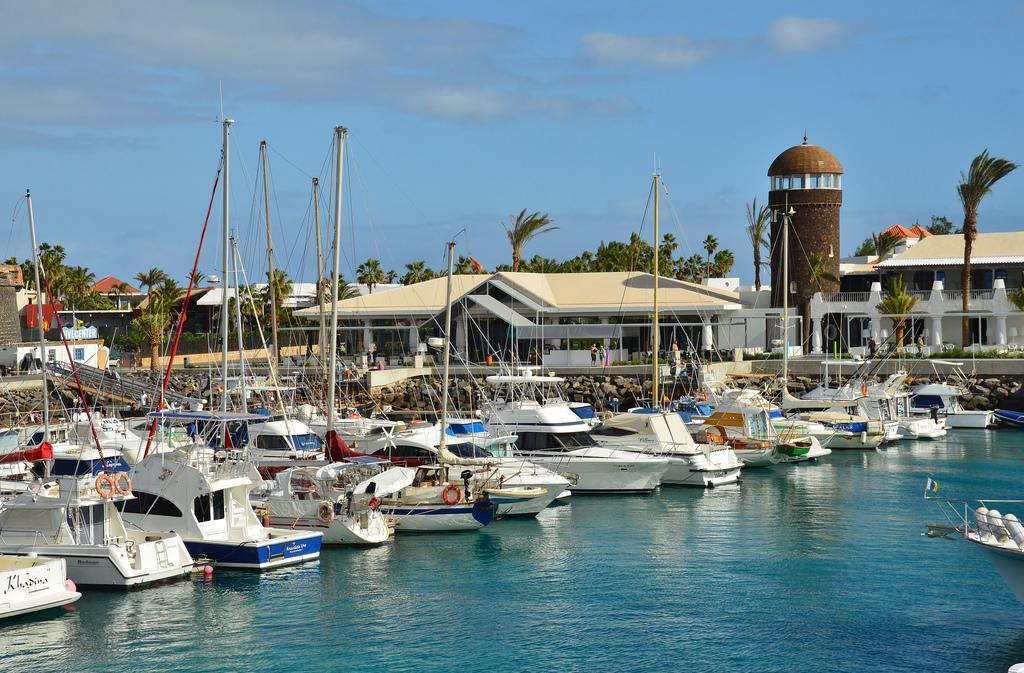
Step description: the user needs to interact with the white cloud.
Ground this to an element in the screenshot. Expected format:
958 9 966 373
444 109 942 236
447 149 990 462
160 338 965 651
768 17 848 52
580 32 714 70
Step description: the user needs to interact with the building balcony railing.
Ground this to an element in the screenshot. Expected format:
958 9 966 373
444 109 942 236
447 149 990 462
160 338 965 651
820 291 870 303
942 289 994 301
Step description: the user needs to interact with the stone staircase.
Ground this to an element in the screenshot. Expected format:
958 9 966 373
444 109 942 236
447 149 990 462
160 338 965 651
46 360 201 408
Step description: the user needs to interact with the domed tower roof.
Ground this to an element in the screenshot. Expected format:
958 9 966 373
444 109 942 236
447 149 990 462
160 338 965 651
768 136 843 176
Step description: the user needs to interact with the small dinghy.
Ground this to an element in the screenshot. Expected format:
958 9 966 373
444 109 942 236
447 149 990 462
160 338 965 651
994 409 1024 428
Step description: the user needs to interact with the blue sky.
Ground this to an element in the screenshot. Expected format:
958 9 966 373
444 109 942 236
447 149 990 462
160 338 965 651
2 1 1022 287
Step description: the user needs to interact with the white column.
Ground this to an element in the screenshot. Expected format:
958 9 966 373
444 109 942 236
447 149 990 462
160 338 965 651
868 281 883 341
362 319 372 353
929 316 943 347
408 324 419 351
996 314 1008 347
457 311 468 357
601 315 611 348
702 318 714 351
811 319 823 354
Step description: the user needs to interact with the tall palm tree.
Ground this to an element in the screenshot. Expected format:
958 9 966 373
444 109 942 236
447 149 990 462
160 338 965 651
805 252 839 347
702 234 718 276
109 281 131 310
401 261 436 285
711 249 735 276
958 150 1018 345
745 198 770 290
504 209 557 272
134 268 168 313
385 269 398 284
876 276 918 353
356 258 386 293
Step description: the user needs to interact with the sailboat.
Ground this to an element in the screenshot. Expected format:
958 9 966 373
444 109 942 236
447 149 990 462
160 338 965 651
592 170 742 487
121 119 322 569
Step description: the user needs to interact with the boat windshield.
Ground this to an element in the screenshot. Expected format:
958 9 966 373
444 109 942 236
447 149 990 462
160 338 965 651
443 443 493 458
292 433 322 450
516 431 598 452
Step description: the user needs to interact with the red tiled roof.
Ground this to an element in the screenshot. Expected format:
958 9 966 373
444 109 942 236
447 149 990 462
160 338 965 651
91 276 141 294
883 224 932 240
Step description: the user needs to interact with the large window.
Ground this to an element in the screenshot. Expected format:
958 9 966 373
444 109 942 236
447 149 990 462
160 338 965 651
515 431 597 452
118 491 183 517
254 434 290 449
194 490 226 522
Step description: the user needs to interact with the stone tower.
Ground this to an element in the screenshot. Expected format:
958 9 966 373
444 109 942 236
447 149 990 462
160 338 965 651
768 136 843 349
0 265 23 346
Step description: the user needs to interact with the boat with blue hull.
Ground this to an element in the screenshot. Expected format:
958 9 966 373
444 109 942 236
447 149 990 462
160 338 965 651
995 409 1024 428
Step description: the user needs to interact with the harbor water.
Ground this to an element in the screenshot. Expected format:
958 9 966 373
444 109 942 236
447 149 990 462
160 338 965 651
5 431 1024 672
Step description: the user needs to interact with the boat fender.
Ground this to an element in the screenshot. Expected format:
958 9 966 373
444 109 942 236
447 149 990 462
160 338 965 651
860 385 869 397
1005 514 1024 549
367 497 381 510
317 502 335 523
860 431 867 444
94 473 116 499
113 471 132 496
989 509 1010 542
442 484 462 505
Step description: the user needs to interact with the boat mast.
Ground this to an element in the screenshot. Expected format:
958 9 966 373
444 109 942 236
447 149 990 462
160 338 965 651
782 194 790 390
312 177 327 378
438 241 456 449
260 140 280 376
326 126 347 435
25 190 49 443
651 171 660 409
230 236 248 413
220 118 233 415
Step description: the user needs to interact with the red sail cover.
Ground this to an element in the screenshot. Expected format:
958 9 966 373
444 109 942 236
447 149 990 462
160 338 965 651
0 441 54 463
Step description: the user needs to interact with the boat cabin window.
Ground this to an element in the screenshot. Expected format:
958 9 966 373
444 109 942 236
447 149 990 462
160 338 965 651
67 504 106 545
444 443 493 458
912 395 947 409
194 490 226 522
254 434 291 450
590 426 635 437
515 431 597 452
376 444 433 460
118 491 183 517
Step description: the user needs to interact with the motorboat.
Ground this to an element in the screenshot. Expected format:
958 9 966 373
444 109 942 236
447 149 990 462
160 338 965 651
966 504 1024 604
354 465 497 533
591 410 742 487
911 360 996 429
911 382 994 428
121 410 322 570
692 389 830 466
237 417 325 463
0 474 194 588
0 555 81 619
331 421 569 517
481 370 669 493
255 463 391 545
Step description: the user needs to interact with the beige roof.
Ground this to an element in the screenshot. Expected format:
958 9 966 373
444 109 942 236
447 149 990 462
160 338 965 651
295 272 740 318
874 232 1024 268
294 274 489 317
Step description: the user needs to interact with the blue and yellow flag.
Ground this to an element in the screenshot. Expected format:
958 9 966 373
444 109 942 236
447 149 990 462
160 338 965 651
924 476 939 497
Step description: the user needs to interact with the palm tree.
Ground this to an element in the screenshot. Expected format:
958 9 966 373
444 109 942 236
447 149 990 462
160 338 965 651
401 261 436 285
109 281 131 310
702 235 718 276
871 231 901 260
131 312 166 373
746 198 770 290
188 270 206 287
958 150 1019 345
711 249 735 276
805 253 839 347
356 258 386 293
504 209 557 272
385 269 398 284
876 276 918 353
454 256 475 274
265 269 293 326
135 268 168 313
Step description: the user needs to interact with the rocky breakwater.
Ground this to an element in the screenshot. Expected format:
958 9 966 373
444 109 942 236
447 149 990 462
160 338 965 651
373 374 666 413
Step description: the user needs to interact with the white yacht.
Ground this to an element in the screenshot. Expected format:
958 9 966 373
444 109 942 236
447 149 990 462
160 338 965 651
125 446 323 570
592 410 742 487
256 463 391 545
0 555 81 619
242 418 325 463
966 504 1024 604
911 382 995 428
0 475 195 588
481 373 669 493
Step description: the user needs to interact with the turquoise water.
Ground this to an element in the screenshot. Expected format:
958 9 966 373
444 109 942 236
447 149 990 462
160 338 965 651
5 432 1024 673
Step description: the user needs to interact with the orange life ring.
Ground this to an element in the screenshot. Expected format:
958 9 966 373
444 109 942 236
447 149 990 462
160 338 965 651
367 497 381 509
317 502 335 523
705 425 728 445
94 473 116 499
442 484 462 505
113 471 132 496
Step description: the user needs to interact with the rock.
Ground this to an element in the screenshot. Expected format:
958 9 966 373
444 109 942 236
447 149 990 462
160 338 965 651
971 395 991 410
970 385 991 397
994 387 1009 399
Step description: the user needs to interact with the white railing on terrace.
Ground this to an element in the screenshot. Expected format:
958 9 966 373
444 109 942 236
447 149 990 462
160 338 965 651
942 289 994 301
820 292 870 303
908 290 931 300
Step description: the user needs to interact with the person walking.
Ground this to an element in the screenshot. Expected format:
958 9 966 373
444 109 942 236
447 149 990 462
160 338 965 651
916 334 926 358
590 343 598 366
868 337 877 358
598 344 607 367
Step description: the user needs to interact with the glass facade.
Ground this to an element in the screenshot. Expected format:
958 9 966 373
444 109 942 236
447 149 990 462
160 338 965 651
771 173 841 190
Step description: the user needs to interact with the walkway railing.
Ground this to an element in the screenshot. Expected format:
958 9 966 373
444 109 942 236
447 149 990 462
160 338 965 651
820 292 870 303
942 289 994 302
